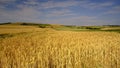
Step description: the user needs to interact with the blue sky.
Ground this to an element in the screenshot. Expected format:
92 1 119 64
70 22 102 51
0 0 120 25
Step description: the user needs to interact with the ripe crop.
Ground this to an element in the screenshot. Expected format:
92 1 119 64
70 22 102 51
0 28 120 68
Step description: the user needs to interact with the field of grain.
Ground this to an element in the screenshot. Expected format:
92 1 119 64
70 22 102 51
0 25 41 34
0 25 120 68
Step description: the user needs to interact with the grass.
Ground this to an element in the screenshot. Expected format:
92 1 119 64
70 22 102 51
0 23 120 68
55 25 120 33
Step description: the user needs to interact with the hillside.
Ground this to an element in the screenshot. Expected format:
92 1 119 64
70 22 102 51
0 22 120 33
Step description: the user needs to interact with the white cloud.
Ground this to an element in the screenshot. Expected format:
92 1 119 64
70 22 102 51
42 16 101 25
104 6 120 14
38 1 114 10
37 0 113 9
16 0 80 10
79 2 114 9
45 9 75 17
0 0 16 4
17 0 115 10
0 6 43 22
16 0 77 18
0 0 15 1
0 6 5 9
113 6 120 10
23 0 39 5
40 1 79 9
0 0 119 25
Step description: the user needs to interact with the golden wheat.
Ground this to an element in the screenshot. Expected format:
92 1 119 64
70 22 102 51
0 28 120 68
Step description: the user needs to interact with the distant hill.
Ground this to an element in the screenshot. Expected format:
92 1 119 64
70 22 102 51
0 22 120 32
0 22 64 29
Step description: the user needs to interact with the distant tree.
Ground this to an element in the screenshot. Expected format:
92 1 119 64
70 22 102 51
7 22 11 24
86 27 101 30
0 22 11 25
39 24 51 28
21 23 28 25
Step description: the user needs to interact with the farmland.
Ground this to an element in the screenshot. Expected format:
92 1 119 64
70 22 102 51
0 23 120 68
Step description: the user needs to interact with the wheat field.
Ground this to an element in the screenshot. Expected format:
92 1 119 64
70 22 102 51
0 27 120 68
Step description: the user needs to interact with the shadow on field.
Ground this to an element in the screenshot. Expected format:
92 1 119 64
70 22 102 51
0 34 14 38
0 32 28 39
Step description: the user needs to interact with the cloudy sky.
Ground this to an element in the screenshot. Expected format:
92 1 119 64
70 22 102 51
0 0 120 25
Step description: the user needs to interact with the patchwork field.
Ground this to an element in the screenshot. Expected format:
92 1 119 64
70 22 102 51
0 24 120 68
